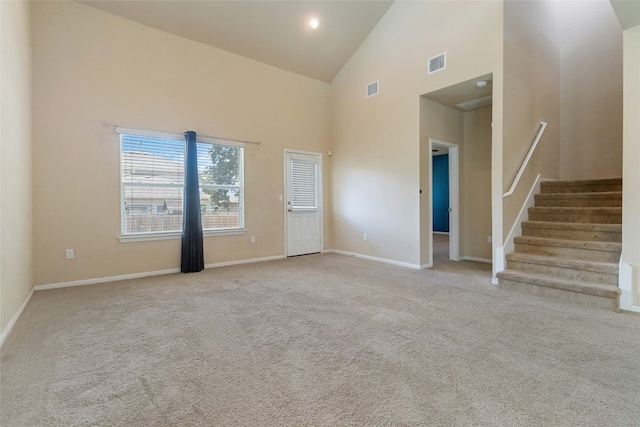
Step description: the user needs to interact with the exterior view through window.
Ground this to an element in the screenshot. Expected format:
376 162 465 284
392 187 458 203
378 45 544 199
120 133 244 236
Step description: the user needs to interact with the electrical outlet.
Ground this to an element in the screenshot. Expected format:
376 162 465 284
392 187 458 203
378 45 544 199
487 236 492 243
363 233 368 241
250 236 256 243
66 249 74 259
278 195 283 202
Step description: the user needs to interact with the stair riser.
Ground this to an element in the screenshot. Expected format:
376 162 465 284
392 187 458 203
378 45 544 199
521 227 622 243
507 260 619 286
528 212 622 224
506 178 623 309
498 279 619 311
514 243 621 263
540 184 622 194
533 197 622 208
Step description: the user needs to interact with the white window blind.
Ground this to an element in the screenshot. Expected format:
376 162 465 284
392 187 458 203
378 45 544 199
290 158 317 209
121 134 185 235
120 131 244 237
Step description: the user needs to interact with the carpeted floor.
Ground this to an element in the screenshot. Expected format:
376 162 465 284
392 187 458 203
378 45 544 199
1 253 639 426
432 233 449 267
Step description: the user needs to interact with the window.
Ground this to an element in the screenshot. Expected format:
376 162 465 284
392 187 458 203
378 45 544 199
290 158 318 209
120 130 244 238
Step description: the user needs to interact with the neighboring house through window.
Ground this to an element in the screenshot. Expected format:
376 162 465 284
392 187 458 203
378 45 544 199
119 130 244 239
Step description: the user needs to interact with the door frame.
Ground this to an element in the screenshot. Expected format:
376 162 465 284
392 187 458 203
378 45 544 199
283 149 323 256
428 138 459 265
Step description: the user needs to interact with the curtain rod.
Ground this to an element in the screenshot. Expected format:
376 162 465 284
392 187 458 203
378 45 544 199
103 122 261 146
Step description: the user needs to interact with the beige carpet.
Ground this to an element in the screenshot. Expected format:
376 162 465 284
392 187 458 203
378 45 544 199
432 233 450 265
1 253 639 426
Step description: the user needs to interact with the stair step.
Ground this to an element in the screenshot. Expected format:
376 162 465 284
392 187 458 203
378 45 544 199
540 178 622 194
514 236 622 263
506 253 619 286
528 206 622 224
534 191 622 207
497 270 620 311
521 221 622 242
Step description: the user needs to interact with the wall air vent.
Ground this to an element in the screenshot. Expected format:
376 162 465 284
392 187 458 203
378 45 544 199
366 81 379 97
455 95 493 111
428 52 446 74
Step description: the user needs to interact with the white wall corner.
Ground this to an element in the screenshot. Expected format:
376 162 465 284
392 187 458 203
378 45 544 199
618 260 633 311
331 250 421 270
493 246 505 284
0 288 34 348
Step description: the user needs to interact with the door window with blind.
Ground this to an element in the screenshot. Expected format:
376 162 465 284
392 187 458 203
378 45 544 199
290 158 318 209
120 131 244 238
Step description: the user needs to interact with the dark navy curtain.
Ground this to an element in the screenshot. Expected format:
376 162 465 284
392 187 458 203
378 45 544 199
181 131 204 273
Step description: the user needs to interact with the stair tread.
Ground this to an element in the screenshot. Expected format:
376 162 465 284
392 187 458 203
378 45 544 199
506 252 619 274
535 192 622 199
514 235 622 252
541 178 622 187
497 270 620 299
540 178 622 194
522 221 621 232
505 177 623 308
529 206 621 212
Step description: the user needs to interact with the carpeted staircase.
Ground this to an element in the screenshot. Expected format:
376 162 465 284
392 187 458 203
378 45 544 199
497 178 622 310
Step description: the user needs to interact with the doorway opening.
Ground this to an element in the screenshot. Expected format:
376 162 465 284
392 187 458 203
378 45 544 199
430 140 459 266
419 73 493 271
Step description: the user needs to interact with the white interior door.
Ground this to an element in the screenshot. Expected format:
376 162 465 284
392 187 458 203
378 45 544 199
285 151 322 256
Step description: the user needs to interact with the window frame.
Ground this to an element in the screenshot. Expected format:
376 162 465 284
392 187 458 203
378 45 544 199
118 127 246 242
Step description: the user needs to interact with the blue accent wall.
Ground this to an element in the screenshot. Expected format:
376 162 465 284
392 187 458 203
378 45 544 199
432 154 449 232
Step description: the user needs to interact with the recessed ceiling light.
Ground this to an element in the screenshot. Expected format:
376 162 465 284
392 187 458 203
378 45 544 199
308 17 320 29
475 80 488 88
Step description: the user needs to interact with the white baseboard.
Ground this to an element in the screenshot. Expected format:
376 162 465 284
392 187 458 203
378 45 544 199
35 268 181 291
35 255 287 291
0 288 34 348
631 305 640 313
326 249 421 270
618 260 633 311
462 256 492 264
204 255 285 269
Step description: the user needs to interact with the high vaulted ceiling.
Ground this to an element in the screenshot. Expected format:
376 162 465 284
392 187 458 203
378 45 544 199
609 0 640 30
78 0 395 83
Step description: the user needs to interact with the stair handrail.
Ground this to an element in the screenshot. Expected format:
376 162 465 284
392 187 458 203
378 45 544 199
503 121 547 198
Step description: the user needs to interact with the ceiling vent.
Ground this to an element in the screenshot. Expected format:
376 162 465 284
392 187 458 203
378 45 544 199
428 52 446 74
456 95 493 111
366 81 379 97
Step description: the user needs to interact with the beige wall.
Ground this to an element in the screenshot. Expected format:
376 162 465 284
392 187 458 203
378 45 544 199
331 0 503 267
462 106 492 261
502 0 561 239
31 2 331 286
558 1 623 180
621 25 640 306
1 1 33 335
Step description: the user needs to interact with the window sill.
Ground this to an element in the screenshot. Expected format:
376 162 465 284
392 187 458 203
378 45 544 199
119 228 246 243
